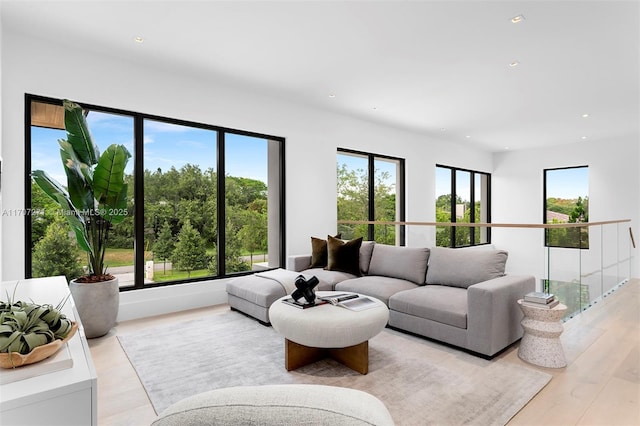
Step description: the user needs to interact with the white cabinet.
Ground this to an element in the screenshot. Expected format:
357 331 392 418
0 276 97 426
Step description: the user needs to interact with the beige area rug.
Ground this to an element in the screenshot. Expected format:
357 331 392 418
118 310 551 425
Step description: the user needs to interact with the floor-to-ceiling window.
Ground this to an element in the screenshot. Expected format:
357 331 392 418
26 95 285 289
435 165 490 247
337 149 405 245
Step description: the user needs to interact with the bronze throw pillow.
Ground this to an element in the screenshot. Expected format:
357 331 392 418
325 235 363 276
309 234 341 268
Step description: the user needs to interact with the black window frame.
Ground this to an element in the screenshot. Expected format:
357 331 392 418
24 93 286 290
337 148 406 245
436 164 492 248
543 165 589 249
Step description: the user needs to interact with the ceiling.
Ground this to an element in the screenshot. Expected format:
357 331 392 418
2 0 639 152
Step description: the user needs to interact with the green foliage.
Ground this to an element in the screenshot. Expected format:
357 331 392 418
32 100 131 278
0 296 73 355
435 194 483 247
336 163 397 244
546 196 589 249
32 216 83 282
237 203 268 264
153 221 175 273
171 220 208 278
31 182 61 245
144 165 263 273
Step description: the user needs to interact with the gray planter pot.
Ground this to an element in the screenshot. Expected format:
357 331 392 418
69 276 119 338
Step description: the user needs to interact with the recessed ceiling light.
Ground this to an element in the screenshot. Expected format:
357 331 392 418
582 113 589 118
509 61 520 67
511 15 525 24
465 135 471 139
134 36 144 43
504 146 510 150
329 94 336 98
372 107 378 110
581 136 588 140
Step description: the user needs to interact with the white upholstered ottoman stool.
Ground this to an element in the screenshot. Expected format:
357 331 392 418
152 384 395 426
269 291 389 374
226 269 322 324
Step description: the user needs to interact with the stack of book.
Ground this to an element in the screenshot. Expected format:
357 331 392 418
522 291 560 309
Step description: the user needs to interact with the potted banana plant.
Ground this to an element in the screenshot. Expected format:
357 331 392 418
32 99 131 338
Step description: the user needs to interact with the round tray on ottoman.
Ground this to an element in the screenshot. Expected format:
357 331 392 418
269 291 389 374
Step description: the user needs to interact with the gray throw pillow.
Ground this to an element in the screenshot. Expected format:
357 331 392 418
359 241 376 274
367 244 430 285
426 247 508 288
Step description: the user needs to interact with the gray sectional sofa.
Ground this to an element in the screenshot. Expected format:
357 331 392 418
227 241 534 357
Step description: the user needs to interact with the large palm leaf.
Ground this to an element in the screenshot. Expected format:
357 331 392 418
30 170 92 254
32 100 131 278
62 99 99 166
93 144 131 224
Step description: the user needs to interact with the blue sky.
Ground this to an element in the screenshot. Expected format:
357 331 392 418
33 110 587 201
545 167 589 199
436 166 588 201
337 153 398 191
31 111 268 185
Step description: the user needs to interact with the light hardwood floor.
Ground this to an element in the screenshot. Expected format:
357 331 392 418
89 279 640 425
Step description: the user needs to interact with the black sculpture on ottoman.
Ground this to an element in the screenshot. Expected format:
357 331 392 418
291 275 319 305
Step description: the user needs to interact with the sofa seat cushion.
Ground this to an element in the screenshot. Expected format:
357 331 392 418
300 268 357 290
426 247 508 288
335 276 418 306
226 275 287 308
389 285 468 329
368 244 430 285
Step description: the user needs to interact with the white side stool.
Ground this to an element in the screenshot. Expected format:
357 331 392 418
517 300 567 368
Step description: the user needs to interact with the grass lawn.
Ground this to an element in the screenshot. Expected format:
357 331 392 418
152 269 211 282
78 248 152 268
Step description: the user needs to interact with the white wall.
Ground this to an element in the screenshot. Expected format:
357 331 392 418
0 13 3 277
0 28 492 319
492 135 639 285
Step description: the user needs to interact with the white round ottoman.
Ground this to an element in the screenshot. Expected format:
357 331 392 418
269 291 389 374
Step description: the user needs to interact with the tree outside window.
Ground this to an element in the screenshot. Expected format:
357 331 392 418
436 165 490 248
26 95 284 289
544 166 589 249
337 149 405 245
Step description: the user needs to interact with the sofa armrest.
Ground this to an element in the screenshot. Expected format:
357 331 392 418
287 254 312 272
466 274 535 356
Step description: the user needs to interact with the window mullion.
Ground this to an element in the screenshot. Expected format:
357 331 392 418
217 132 226 277
450 168 456 247
134 115 145 288
469 171 476 246
368 155 375 241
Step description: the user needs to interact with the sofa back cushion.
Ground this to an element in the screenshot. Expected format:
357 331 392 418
359 241 375 274
426 247 508 288
367 244 430 285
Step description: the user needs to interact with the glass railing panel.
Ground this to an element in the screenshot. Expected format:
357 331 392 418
601 223 621 295
579 223 602 310
615 222 632 290
545 243 583 319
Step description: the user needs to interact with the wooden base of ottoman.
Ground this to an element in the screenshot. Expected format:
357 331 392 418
284 338 369 374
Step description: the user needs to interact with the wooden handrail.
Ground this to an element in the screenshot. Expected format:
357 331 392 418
337 219 631 229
